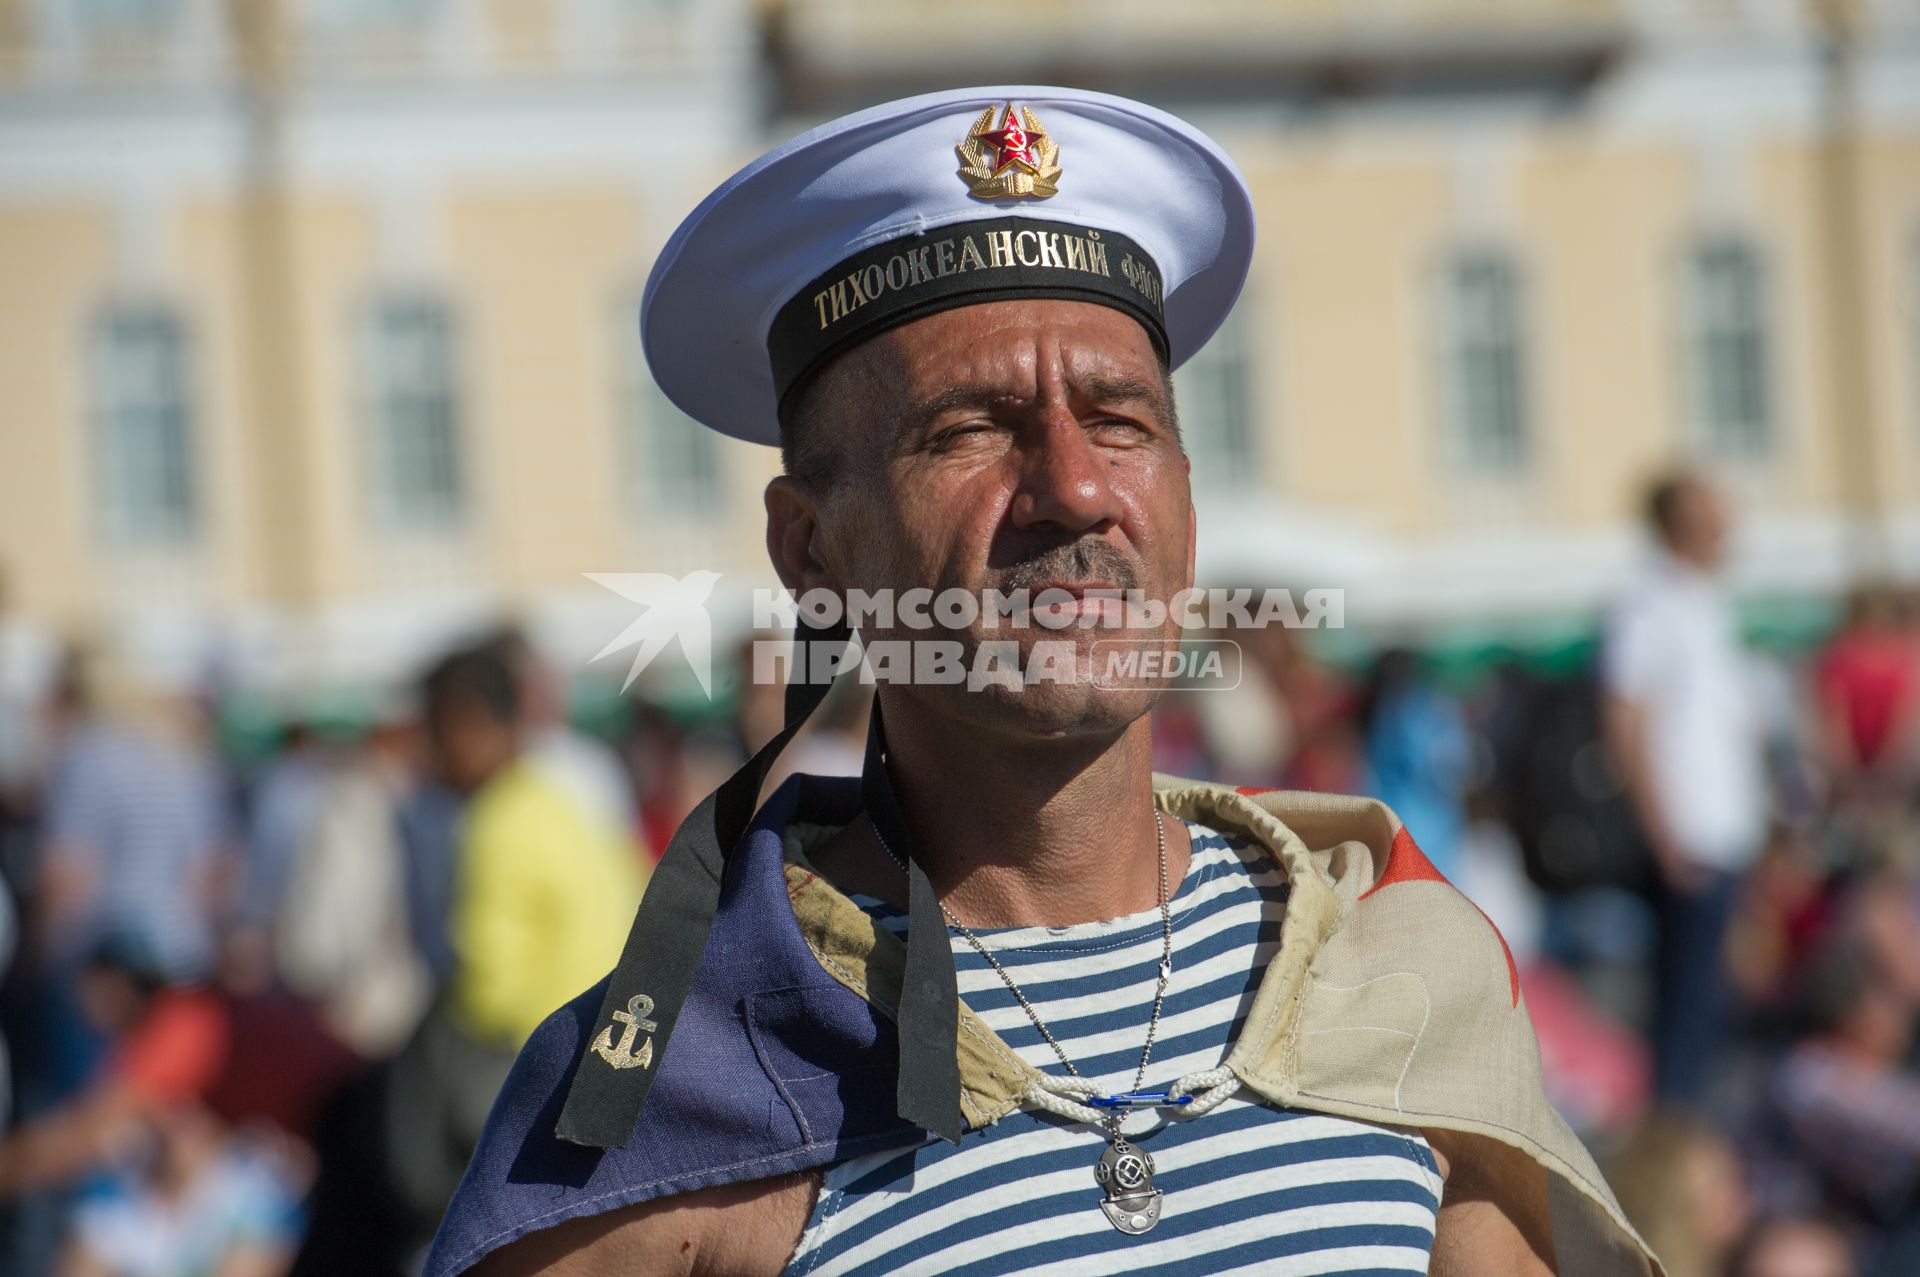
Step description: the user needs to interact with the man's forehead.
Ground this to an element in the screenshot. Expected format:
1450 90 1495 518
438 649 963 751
859 299 1166 397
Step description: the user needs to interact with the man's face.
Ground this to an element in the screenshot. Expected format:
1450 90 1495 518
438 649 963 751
425 698 517 793
1667 479 1731 570
771 299 1195 742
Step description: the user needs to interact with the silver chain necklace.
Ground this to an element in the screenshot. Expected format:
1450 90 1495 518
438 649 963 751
870 809 1179 1235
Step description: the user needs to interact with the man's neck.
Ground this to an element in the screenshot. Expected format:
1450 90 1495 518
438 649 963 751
836 696 1192 930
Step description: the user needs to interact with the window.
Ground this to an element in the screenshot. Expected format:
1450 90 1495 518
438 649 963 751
88 303 198 546
617 308 722 516
1439 249 1530 474
1685 238 1773 459
360 294 464 531
1173 299 1257 490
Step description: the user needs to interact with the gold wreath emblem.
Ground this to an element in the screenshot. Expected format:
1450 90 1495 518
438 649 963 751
956 102 1062 200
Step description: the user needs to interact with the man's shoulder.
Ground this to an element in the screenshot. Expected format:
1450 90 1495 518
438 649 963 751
425 850 924 1277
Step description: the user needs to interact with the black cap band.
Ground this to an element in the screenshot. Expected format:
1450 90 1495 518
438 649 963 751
767 216 1168 410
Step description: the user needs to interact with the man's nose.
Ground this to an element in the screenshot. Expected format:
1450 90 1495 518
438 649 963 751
1007 417 1124 535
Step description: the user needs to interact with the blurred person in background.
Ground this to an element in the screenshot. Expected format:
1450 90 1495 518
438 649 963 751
429 643 646 1051
377 643 645 1250
1726 828 1844 1026
226 723 330 994
1767 940 1920 1232
1357 645 1474 883
1727 1214 1857 1277
56 1098 303 1277
1814 585 1918 802
1604 470 1768 1106
481 626 635 842
2 646 237 1274
622 700 692 862
270 713 429 1061
1235 622 1363 793
0 934 355 1248
1606 1112 1751 1277
1187 622 1288 786
395 755 464 993
33 646 232 994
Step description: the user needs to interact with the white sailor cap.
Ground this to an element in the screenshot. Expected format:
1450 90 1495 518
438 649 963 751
641 85 1256 445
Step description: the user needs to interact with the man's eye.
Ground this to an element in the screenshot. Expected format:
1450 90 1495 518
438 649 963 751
931 423 993 448
1091 418 1150 441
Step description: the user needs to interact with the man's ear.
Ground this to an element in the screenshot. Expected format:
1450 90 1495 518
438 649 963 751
765 476 837 597
1185 489 1197 594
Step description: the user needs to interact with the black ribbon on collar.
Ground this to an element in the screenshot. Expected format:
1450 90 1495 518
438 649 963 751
556 619 851 1148
860 702 965 1144
555 621 966 1149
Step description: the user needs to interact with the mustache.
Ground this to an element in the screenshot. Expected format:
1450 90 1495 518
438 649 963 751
990 538 1139 594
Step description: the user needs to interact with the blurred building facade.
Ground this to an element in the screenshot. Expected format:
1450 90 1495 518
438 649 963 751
0 0 1917 695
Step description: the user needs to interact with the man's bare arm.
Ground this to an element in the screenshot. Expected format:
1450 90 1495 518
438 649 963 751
0 1079 145 1198
1427 1128 1558 1277
466 1171 818 1277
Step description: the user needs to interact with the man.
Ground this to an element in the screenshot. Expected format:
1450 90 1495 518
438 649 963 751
1603 472 1766 1105
429 88 1657 1276
379 645 646 1246
0 933 358 1199
421 642 645 1057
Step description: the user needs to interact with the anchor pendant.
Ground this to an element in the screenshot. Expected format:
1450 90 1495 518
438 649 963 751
1093 1135 1163 1235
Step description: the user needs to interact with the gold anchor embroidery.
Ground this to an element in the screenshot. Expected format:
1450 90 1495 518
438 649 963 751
590 994 657 1070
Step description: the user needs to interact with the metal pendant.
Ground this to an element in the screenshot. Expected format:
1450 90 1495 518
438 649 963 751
1093 1135 1163 1235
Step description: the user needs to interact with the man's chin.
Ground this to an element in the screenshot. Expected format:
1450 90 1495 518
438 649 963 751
1022 684 1163 740
916 671 1163 745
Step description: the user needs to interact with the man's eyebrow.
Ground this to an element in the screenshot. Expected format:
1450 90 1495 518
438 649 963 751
902 384 1009 437
1070 374 1165 412
903 374 1166 436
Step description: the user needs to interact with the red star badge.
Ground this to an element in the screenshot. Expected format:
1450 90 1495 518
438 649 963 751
956 102 1061 199
981 103 1039 175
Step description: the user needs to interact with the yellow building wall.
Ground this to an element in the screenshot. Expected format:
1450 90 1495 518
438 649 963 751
1518 137 1694 527
1 0 1915 647
444 185 643 599
1856 137 1920 509
0 207 116 630
1248 145 1453 535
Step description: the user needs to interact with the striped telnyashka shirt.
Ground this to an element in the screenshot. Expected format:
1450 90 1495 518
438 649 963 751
783 821 1443 1276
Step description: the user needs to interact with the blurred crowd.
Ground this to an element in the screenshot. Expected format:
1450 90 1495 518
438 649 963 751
0 471 1914 1277
0 623 653 1277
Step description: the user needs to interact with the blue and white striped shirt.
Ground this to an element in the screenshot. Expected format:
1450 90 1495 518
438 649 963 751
784 821 1442 1276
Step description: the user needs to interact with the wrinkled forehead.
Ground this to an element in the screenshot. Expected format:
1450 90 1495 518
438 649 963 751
826 297 1169 413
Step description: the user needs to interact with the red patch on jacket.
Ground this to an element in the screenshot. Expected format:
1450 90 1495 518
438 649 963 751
1360 827 1521 1009
1230 793 1521 1008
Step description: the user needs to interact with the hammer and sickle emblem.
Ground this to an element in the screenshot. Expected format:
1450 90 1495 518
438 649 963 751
590 993 657 1070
